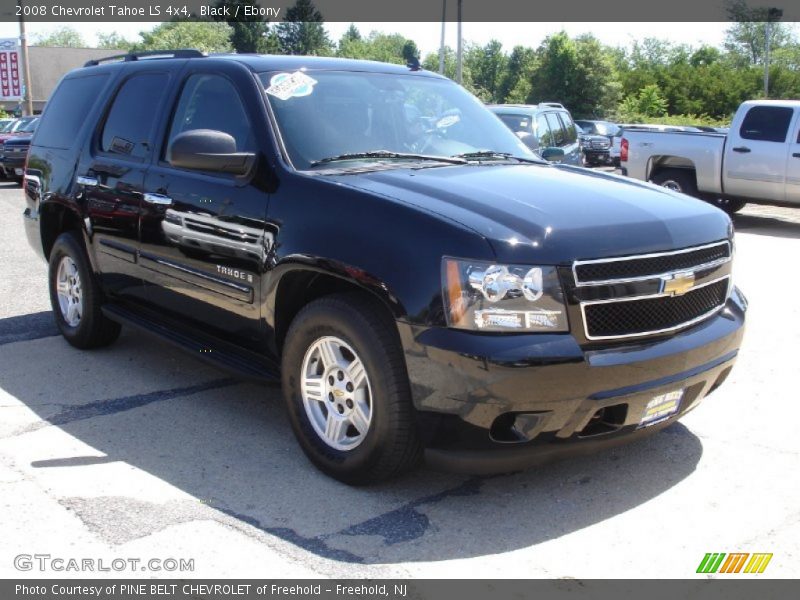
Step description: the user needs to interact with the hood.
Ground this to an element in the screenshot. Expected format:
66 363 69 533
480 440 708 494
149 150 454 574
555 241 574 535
4 135 32 145
328 163 731 264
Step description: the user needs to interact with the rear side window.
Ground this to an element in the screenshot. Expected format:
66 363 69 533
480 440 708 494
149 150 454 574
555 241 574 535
739 106 793 143
33 75 109 149
101 72 170 159
545 112 566 146
558 112 577 144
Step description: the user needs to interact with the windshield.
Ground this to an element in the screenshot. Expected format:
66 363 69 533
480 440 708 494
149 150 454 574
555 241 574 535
18 118 38 133
259 70 534 170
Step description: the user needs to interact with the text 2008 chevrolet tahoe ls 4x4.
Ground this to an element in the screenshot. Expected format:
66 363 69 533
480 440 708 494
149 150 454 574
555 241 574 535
22 51 746 484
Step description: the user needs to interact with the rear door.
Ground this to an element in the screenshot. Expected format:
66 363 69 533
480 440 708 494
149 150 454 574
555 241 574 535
138 65 270 351
77 66 174 302
724 105 794 202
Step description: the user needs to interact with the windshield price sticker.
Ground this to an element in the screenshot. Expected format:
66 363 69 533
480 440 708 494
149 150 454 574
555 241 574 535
266 72 318 101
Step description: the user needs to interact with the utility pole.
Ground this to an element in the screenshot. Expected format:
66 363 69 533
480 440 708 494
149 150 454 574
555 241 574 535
438 0 446 75
17 0 33 115
456 0 462 84
764 7 783 98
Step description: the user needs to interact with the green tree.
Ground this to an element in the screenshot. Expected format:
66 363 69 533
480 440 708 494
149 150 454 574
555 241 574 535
342 24 361 44
135 22 234 53
619 84 669 120
276 0 332 56
338 32 418 65
724 0 791 65
498 45 536 104
465 40 508 102
96 32 133 51
212 0 271 53
528 32 619 117
33 27 86 48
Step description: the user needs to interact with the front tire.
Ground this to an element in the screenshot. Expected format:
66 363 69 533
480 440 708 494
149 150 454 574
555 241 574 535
48 231 121 349
282 293 422 484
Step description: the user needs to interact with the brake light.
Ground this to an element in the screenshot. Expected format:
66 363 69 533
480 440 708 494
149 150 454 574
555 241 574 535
620 138 629 162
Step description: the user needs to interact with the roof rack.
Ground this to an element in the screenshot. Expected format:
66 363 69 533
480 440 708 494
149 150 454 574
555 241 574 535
84 49 205 67
538 102 565 109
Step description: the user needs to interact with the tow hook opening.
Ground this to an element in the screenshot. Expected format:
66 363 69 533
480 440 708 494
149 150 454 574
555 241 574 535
490 412 545 443
579 404 628 437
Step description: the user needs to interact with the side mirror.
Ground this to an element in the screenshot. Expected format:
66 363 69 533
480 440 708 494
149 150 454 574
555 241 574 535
540 147 565 163
168 129 256 176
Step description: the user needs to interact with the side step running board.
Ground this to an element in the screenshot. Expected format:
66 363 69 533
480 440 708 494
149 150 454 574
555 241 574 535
102 304 280 384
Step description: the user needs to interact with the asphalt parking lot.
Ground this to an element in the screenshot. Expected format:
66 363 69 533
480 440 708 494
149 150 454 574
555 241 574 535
0 178 798 579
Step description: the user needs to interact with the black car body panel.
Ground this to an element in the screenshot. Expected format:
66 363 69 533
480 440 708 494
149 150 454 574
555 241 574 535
23 53 746 474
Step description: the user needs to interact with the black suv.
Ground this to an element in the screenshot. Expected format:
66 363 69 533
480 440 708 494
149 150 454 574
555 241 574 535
23 51 746 484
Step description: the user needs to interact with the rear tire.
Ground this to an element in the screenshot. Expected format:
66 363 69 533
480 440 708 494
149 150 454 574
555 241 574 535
48 231 121 349
651 168 698 197
281 293 422 485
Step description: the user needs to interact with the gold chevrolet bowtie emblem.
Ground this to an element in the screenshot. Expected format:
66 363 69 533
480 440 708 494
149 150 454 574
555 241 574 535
333 389 345 397
663 272 695 296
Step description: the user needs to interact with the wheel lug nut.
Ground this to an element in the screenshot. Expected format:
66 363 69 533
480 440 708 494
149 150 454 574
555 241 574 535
337 405 344 414
346 382 354 392
328 393 334 402
337 371 344 381
346 399 353 409
328 376 334 385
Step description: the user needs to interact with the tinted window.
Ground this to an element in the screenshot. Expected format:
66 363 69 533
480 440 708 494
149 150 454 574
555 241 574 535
497 114 531 135
558 112 577 144
739 106 793 143
33 75 108 149
545 112 566 146
535 114 552 147
576 120 597 134
101 72 170 159
166 74 254 162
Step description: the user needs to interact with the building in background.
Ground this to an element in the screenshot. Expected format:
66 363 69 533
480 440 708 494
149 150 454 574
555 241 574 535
0 45 110 114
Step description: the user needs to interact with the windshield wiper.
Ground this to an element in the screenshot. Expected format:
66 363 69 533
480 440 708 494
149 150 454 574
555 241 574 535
453 150 545 164
310 151 467 167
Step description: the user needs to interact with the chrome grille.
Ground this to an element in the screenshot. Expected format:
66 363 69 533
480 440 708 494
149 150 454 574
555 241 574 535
583 277 729 340
590 139 610 150
574 241 731 286
573 241 732 340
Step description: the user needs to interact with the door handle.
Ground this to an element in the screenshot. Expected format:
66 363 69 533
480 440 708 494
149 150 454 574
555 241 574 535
793 153 800 158
732 146 751 153
143 192 173 206
76 175 98 187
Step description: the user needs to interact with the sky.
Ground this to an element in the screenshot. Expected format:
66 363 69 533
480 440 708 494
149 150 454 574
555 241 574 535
0 21 774 55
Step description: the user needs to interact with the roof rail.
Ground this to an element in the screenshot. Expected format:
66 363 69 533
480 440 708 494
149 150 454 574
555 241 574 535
84 49 205 67
539 102 565 109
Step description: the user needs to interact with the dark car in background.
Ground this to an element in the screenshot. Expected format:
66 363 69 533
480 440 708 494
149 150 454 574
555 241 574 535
488 103 582 166
0 117 38 182
575 120 621 166
575 124 612 166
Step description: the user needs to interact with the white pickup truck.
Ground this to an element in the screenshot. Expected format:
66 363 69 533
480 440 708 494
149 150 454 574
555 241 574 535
620 100 800 213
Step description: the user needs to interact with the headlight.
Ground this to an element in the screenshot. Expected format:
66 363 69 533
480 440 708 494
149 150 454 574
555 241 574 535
443 258 569 332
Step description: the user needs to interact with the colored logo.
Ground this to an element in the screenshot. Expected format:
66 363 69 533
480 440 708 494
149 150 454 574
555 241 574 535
662 271 695 296
696 552 773 574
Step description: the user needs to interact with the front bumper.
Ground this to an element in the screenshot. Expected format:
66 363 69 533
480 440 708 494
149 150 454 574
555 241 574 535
398 291 746 474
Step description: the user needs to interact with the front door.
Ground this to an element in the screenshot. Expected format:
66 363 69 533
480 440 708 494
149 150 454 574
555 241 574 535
138 69 271 350
784 112 800 205
725 104 794 203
